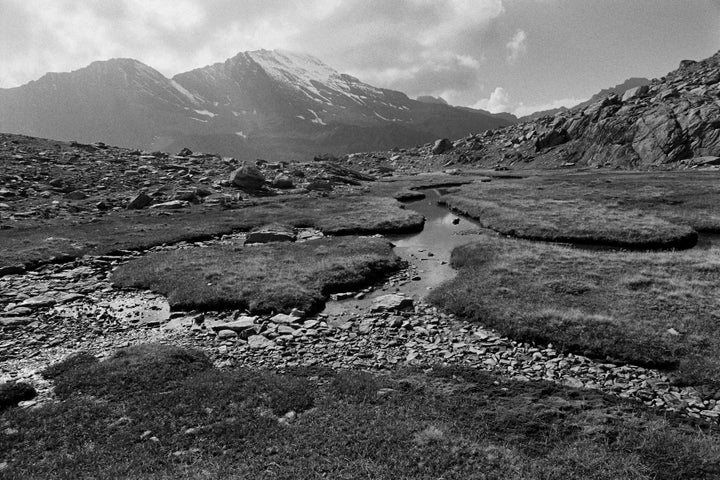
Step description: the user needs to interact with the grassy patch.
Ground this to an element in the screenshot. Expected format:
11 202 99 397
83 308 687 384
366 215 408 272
2 345 719 479
0 195 422 273
440 172 720 248
111 236 402 313
429 235 720 387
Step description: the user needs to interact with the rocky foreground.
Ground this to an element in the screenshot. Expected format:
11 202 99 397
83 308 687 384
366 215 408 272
2 229 718 422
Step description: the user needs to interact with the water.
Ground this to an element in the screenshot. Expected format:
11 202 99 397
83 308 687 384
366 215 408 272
323 189 493 314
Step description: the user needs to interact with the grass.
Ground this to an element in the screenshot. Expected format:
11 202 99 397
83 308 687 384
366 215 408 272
442 174 701 249
1 344 719 479
111 236 402 314
0 195 422 274
428 234 720 389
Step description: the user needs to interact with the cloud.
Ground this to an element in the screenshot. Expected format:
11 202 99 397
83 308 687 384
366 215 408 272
0 0 506 98
474 86 582 116
506 29 527 64
473 87 512 113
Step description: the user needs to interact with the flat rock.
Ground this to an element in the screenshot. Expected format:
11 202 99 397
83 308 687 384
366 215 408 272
270 313 301 325
245 224 296 244
0 317 34 328
206 316 257 333
19 295 56 309
149 200 190 210
247 334 276 349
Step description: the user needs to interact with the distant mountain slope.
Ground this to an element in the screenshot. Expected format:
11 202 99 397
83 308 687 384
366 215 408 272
0 50 513 159
455 51 720 169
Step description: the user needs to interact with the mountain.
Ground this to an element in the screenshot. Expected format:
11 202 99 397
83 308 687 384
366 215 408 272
0 50 513 159
448 50 720 169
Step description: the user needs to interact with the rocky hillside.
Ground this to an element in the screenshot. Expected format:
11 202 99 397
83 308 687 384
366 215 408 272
0 50 512 161
430 51 720 170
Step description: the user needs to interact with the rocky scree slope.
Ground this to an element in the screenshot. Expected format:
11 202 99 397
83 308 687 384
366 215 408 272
406 50 720 171
0 50 512 161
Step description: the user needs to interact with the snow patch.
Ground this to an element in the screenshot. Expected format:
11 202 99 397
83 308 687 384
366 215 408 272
190 117 208 123
307 109 326 126
194 109 217 117
170 80 200 104
235 131 247 138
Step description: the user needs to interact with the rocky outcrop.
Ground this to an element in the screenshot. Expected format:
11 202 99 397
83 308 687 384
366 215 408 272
446 50 720 170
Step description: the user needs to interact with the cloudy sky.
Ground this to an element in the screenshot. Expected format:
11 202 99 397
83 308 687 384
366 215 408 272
1 0 718 116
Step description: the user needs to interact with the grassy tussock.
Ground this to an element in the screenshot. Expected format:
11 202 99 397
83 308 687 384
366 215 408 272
111 237 402 314
443 179 698 248
1 347 719 479
429 235 720 387
0 195 422 272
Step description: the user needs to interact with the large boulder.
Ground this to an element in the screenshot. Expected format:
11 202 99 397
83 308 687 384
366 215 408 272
0 382 36 410
126 192 152 210
622 85 650 102
432 138 453 154
230 162 265 190
535 129 569 151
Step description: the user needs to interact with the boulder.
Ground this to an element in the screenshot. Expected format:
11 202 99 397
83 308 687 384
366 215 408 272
306 180 333 192
65 190 87 200
535 129 569 150
271 174 295 189
371 294 414 313
245 224 296 244
622 85 650 102
432 138 453 154
178 147 193 156
0 382 36 410
230 162 265 190
126 192 152 210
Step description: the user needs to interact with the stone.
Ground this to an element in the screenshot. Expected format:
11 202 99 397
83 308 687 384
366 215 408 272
65 190 88 200
306 180 333 192
0 265 25 276
247 335 276 349
217 329 238 339
270 313 300 325
692 156 720 166
230 163 265 190
432 138 453 154
149 200 190 210
371 294 414 313
0 317 33 328
206 316 256 333
178 147 193 156
19 295 56 309
0 382 36 410
245 224 296 244
621 85 650 102
535 129 569 150
126 192 152 210
271 174 294 189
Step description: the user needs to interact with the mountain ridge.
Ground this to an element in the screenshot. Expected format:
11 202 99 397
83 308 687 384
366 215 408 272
0 50 513 159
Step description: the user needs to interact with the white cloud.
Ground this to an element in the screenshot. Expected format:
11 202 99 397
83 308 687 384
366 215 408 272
474 86 583 116
473 86 512 113
506 29 527 64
